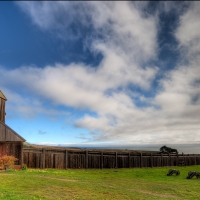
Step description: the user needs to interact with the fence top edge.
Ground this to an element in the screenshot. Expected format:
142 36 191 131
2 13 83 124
23 148 200 156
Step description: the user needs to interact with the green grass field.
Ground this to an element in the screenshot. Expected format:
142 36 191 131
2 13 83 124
0 166 200 200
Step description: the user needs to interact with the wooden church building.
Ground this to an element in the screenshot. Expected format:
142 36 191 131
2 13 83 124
0 90 25 166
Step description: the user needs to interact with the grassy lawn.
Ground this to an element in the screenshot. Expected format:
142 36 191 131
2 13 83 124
0 166 200 200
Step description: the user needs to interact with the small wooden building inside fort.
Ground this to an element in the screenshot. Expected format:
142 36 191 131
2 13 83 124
0 90 25 166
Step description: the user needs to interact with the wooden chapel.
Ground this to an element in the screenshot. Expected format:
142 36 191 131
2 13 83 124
0 90 26 166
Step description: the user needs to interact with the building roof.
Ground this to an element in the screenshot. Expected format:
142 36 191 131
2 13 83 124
0 121 26 142
0 90 7 101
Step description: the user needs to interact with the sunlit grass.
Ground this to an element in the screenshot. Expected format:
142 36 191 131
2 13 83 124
0 166 200 199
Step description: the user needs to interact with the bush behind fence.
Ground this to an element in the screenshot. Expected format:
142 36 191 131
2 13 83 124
23 148 200 169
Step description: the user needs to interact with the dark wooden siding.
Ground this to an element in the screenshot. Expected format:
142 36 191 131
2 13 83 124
0 97 6 123
0 122 25 166
0 142 22 165
0 122 25 142
0 123 6 141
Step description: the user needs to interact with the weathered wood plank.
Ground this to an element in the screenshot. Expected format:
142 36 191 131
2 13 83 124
85 150 88 169
101 151 103 169
115 152 117 168
65 150 68 169
42 148 45 169
0 122 25 142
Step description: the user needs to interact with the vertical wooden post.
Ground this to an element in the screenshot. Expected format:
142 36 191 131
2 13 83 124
188 154 190 165
161 153 163 167
140 153 143 168
151 153 153 168
198 154 200 165
0 90 7 124
40 150 42 169
85 150 88 169
197 154 200 165
194 154 196 165
55 154 57 169
185 154 187 166
182 152 185 166
115 152 118 168
42 148 45 169
176 153 179 166
101 151 103 169
129 152 131 168
51 154 54 168
65 150 68 169
20 142 23 167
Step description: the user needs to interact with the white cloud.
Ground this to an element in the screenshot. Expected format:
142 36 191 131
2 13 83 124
1 87 69 120
175 2 200 59
17 1 158 63
16 2 74 30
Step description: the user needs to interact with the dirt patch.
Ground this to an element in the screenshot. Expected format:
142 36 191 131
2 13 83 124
36 175 78 182
0 172 13 175
106 184 116 189
132 189 181 199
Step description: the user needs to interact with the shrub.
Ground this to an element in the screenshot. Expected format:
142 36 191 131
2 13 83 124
0 155 18 169
22 164 28 170
159 145 178 154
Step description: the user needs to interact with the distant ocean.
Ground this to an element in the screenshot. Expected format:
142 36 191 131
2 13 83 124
62 144 200 154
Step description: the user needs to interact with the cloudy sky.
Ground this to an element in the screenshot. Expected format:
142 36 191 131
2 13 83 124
0 1 200 147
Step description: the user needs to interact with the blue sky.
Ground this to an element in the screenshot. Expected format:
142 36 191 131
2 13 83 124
1 2 200 146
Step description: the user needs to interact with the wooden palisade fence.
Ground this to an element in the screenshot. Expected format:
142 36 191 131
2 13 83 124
23 148 200 169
